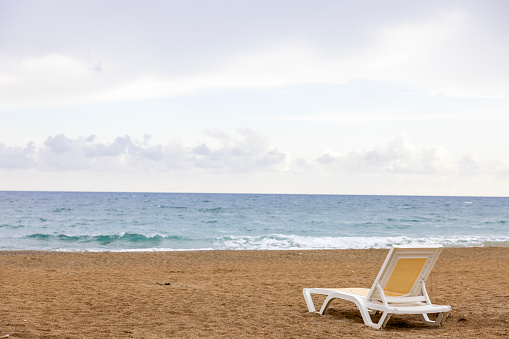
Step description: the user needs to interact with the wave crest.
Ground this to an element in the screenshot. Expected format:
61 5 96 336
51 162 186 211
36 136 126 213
25 232 189 245
19 233 509 251
213 234 509 250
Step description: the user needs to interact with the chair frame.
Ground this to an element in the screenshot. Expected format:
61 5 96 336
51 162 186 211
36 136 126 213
303 246 451 329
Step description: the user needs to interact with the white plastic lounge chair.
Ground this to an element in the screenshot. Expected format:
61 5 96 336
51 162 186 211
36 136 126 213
303 246 451 329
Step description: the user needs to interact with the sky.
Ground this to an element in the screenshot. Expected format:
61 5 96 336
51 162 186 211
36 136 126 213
1 0 508 196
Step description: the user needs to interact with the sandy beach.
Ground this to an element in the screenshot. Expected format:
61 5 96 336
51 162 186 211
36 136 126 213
1 247 508 338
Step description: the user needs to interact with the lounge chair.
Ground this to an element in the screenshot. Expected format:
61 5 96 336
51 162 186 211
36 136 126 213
303 246 451 329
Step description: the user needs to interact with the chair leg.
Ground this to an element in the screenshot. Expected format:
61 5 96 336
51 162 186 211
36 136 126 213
358 307 391 329
419 312 449 326
302 288 317 312
376 312 392 329
319 294 338 315
439 312 450 326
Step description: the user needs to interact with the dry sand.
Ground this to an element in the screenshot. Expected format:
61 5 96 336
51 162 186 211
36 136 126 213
1 247 508 338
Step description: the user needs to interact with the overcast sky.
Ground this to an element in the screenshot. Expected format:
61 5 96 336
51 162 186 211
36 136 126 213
1 0 508 196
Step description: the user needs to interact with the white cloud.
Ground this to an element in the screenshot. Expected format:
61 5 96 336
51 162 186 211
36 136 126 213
1 132 508 195
7 130 287 173
186 128 288 172
1 8 507 109
1 132 505 181
493 156 509 179
0 142 36 169
0 54 102 108
317 135 457 174
335 10 509 98
458 152 482 175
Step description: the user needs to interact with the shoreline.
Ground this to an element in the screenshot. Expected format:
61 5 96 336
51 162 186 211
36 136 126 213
2 242 509 255
1 247 508 338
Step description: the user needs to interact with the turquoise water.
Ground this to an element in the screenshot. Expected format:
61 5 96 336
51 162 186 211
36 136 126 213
0 191 508 251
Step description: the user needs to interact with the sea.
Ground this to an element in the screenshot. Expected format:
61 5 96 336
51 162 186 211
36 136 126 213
0 191 508 252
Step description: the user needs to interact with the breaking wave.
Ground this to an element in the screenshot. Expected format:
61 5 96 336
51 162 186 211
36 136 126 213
17 232 509 252
212 234 509 250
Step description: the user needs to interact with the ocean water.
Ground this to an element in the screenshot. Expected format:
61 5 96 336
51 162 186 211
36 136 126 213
0 191 508 252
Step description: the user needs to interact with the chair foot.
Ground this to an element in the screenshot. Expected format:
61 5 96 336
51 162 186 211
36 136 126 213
420 312 449 326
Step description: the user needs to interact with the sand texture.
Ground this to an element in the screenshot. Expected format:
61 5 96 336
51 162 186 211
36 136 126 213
1 247 508 338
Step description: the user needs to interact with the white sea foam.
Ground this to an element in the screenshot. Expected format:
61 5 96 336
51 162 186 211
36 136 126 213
212 234 509 251
53 247 216 253
49 235 509 252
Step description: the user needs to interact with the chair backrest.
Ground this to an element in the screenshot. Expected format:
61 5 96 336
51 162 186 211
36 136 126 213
367 246 443 301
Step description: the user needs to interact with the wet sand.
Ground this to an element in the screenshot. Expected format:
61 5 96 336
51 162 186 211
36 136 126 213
1 247 508 338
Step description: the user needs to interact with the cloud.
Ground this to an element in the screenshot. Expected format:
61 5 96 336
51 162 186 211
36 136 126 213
189 128 288 172
6 130 287 173
0 142 36 169
493 156 509 179
1 7 507 109
44 134 75 154
458 152 482 175
0 54 103 108
316 135 456 174
1 132 505 181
